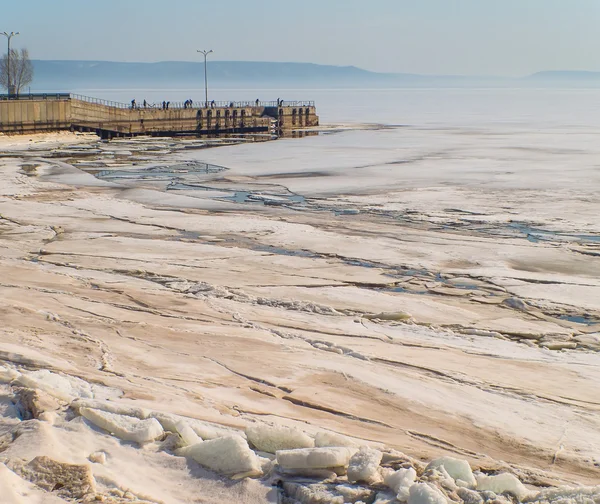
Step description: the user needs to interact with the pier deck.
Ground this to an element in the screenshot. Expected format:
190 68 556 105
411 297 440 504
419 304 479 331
0 94 319 139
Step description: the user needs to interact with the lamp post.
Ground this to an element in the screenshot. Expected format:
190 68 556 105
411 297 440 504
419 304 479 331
2 31 20 96
197 49 213 107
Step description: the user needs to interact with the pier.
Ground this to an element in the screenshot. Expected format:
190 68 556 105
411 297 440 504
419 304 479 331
0 94 319 139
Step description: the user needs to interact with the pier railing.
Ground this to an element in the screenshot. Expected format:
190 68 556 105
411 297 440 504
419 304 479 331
70 95 314 110
70 94 131 109
0 93 70 101
0 93 315 110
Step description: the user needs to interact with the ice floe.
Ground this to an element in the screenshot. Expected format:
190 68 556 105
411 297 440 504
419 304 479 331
80 407 164 443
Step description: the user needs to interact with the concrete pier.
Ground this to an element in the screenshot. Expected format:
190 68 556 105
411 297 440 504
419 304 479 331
0 94 319 139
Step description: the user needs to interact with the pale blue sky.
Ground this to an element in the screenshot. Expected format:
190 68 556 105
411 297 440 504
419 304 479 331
3 0 599 76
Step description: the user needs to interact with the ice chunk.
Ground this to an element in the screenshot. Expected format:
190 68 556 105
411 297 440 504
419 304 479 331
385 467 417 501
315 431 358 448
365 311 412 321
14 388 60 420
476 473 531 501
71 399 149 420
16 370 120 402
347 447 383 484
527 485 599 504
80 407 164 443
457 488 484 504
276 447 357 471
0 365 19 384
175 420 202 446
246 423 314 453
336 484 376 503
17 456 96 500
426 457 476 488
151 411 243 440
88 451 106 465
375 492 401 504
179 435 262 477
427 464 459 492
283 482 344 504
408 483 448 504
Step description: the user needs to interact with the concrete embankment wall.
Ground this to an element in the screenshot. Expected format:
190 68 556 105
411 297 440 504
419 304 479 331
0 99 71 133
70 100 272 136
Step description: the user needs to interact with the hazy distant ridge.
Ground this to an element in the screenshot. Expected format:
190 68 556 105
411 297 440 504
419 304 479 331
30 60 495 90
528 70 600 80
28 60 600 90
32 60 405 88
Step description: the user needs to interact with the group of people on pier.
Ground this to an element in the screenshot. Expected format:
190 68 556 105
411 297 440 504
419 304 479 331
129 97 286 110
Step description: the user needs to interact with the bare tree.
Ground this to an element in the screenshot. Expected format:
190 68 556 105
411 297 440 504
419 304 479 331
0 48 33 95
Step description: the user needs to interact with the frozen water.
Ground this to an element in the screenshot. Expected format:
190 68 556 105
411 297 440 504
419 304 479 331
2 87 600 502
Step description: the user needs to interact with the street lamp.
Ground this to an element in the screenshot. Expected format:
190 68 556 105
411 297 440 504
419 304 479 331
2 31 20 96
197 49 213 107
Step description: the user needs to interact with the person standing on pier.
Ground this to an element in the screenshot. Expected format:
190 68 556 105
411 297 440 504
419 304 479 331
131 99 136 109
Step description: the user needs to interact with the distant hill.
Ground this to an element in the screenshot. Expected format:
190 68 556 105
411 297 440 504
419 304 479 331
31 60 398 89
528 71 600 81
29 60 499 91
29 60 600 91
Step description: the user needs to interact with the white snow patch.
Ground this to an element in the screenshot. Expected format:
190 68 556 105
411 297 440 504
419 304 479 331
80 407 164 443
347 447 383 484
178 435 262 477
246 423 314 453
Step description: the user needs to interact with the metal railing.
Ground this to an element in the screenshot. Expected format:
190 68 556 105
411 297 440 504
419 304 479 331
69 94 314 111
70 94 130 109
0 92 70 101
